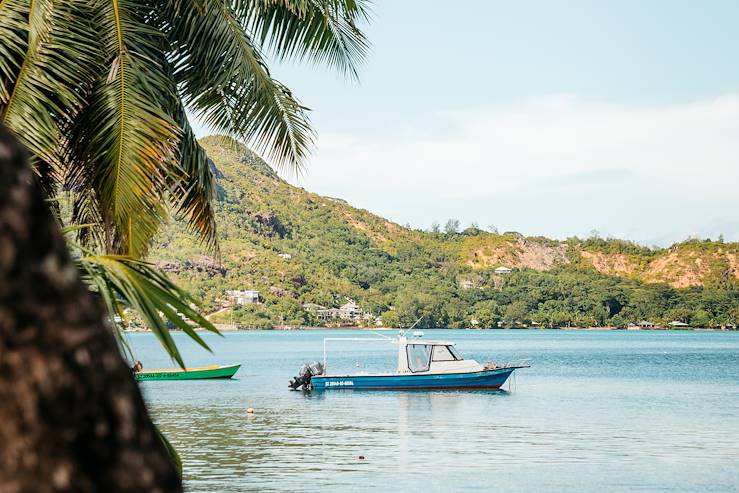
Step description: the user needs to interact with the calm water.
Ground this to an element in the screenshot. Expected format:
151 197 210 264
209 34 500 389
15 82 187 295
130 329 739 492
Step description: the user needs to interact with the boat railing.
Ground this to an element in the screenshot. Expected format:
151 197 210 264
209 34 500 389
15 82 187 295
484 359 531 370
322 337 396 374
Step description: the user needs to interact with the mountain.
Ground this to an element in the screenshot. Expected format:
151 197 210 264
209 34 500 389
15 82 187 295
149 137 739 329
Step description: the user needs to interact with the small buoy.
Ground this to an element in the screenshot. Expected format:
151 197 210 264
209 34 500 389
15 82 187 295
246 407 254 414
358 456 365 460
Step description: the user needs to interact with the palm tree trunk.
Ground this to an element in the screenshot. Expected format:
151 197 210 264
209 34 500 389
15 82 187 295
0 123 181 493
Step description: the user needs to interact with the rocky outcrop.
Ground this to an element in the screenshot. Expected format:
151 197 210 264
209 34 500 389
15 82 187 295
580 247 739 288
269 286 291 297
464 237 568 271
642 250 739 288
250 211 288 239
155 255 227 276
580 252 639 276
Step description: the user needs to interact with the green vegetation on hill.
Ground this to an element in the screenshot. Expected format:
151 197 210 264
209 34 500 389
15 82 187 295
149 137 739 329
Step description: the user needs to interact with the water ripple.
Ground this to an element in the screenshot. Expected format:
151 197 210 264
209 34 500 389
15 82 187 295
133 330 739 492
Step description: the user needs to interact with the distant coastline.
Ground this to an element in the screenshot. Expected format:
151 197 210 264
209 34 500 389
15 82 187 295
122 324 738 333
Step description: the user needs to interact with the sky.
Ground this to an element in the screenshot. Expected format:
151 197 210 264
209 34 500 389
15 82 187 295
194 1 739 246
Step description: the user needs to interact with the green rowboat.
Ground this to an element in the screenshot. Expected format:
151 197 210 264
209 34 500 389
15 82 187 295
134 363 241 381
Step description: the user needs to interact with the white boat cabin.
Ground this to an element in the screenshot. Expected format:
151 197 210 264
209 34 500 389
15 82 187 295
396 336 484 375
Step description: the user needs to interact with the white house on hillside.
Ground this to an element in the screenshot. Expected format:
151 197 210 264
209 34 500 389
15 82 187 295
226 290 260 305
339 300 363 320
315 299 365 321
494 266 512 274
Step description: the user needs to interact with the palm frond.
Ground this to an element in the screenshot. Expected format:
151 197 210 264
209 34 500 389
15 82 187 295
1 0 61 164
240 0 371 79
1 1 101 169
170 98 219 253
68 0 180 256
70 189 106 249
78 252 220 369
153 423 182 478
168 0 314 171
0 0 27 103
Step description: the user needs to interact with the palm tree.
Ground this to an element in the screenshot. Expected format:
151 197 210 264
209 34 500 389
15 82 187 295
0 0 370 361
0 123 183 492
1 0 369 256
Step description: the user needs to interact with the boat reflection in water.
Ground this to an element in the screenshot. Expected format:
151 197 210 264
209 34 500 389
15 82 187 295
289 331 528 391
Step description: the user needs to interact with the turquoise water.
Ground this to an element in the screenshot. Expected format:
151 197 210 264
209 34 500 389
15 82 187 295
130 329 739 492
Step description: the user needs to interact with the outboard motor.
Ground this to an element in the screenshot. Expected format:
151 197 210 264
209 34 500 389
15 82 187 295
288 361 324 390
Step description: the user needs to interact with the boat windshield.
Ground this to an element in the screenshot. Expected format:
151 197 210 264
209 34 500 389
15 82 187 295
407 344 432 372
432 345 460 362
448 345 462 360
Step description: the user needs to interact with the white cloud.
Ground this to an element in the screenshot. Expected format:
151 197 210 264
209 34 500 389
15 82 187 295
281 94 739 244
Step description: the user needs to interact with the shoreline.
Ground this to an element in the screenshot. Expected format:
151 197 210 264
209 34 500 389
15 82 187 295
122 325 737 333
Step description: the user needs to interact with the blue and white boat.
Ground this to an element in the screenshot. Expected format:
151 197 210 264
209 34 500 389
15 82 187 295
289 332 528 391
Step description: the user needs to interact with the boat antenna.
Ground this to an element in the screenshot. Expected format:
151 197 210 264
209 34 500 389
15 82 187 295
370 331 395 341
400 314 425 338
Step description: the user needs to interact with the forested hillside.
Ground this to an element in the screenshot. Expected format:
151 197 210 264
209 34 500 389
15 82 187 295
149 137 739 329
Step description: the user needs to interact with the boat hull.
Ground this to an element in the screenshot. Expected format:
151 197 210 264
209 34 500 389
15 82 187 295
310 367 518 390
135 364 241 381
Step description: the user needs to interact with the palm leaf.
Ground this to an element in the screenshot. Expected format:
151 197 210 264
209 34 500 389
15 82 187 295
1 1 101 169
0 0 27 103
69 189 106 249
241 0 371 79
170 96 220 253
1 0 62 164
67 0 180 256
78 252 220 369
167 0 314 171
153 423 182 478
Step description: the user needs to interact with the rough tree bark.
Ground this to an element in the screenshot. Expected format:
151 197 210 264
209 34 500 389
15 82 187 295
0 124 181 492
